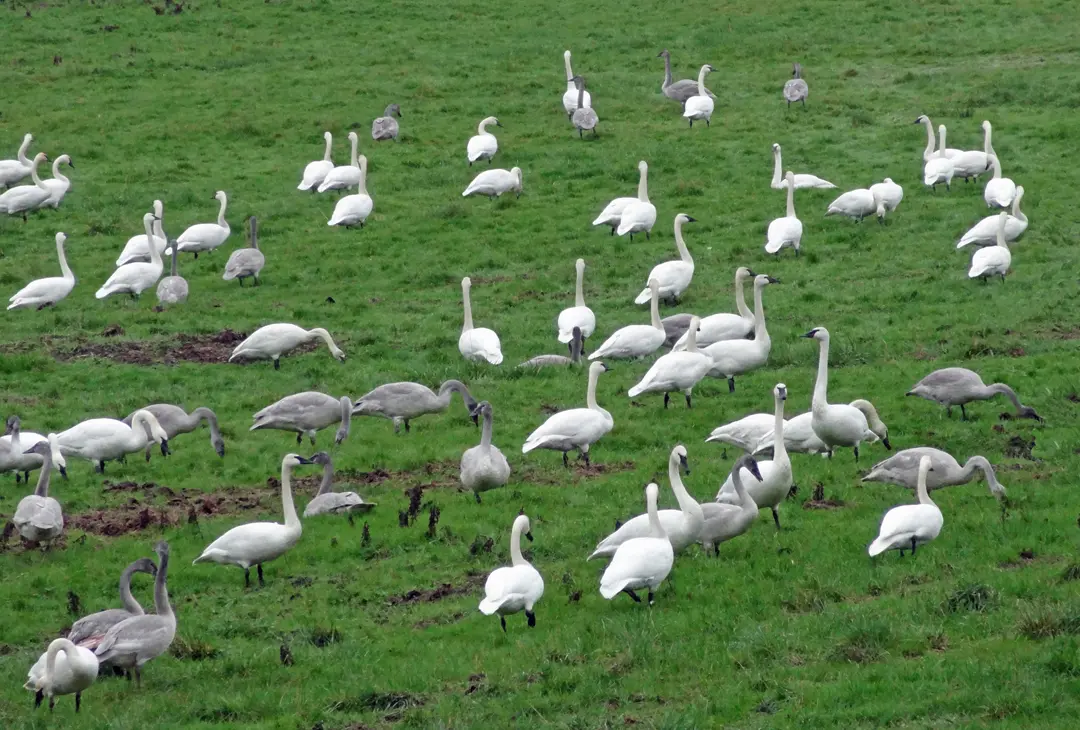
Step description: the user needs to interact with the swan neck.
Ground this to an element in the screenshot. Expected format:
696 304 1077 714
668 452 693 512
309 327 338 353
637 165 649 202
323 133 333 161
45 639 78 685
356 158 368 195
577 83 585 109
773 394 787 458
916 467 935 506
169 241 178 276
786 178 796 217
586 365 601 410
734 274 752 318
991 156 1001 178
923 118 935 157
56 237 74 280
462 284 474 331
649 286 662 329
480 409 494 449
34 451 52 497
17 135 31 163
674 220 692 263
510 519 526 566
984 125 995 157
153 548 172 617
574 263 585 307
646 488 664 537
349 135 358 166
772 148 782 186
317 461 334 495
685 321 699 354
335 396 352 443
281 461 301 531
118 563 143 614
30 156 45 187
697 66 707 95
965 456 999 491
752 283 767 339
563 53 573 82
937 126 947 157
812 336 830 411
52 158 69 183
987 383 1022 411
662 54 672 86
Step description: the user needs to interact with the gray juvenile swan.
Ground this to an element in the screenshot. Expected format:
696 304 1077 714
250 392 352 445
223 216 266 286
783 62 808 107
460 401 511 503
371 104 401 141
13 439 66 546
862 447 1006 498
303 452 375 517
907 367 1041 421
571 76 598 137
353 380 478 433
155 235 187 306
519 326 583 368
69 557 158 648
658 49 715 103
123 404 225 460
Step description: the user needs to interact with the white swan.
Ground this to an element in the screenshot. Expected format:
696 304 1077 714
462 166 523 198
803 327 881 462
915 115 960 160
706 412 774 453
593 160 648 234
589 445 702 558
703 274 778 393
460 401 511 503
96 214 163 300
557 258 596 344
194 455 312 586
0 416 63 482
615 161 657 239
251 392 352 444
68 557 158 648
353 380 476 433
317 131 360 192
122 404 225 459
523 361 612 466
57 410 169 473
40 154 73 208
825 187 877 222
458 277 503 365
8 232 75 310
766 172 803 254
770 144 834 189
229 323 346 369
983 154 1016 208
467 116 500 166
628 315 714 408
0 152 50 219
868 456 943 557
303 452 373 516
682 65 716 127
699 454 764 555
755 400 890 457
589 279 665 360
949 120 993 181
561 50 591 117
116 200 168 266
599 483 673 606
869 178 904 222
716 384 793 528
155 237 187 306
957 186 1026 248
297 131 333 191
223 215 266 285
923 125 955 190
634 213 695 303
24 638 98 712
479 514 544 631
570 75 599 137
328 154 373 227
674 267 755 350
0 133 34 188
968 212 1011 282
172 190 230 257
863 447 1006 498
13 439 65 545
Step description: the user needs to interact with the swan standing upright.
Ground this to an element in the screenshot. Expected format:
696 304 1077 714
868 456 943 557
803 327 881 462
589 279 666 360
317 132 360 192
967 212 1012 282
354 380 477 433
957 186 1026 247
96 213 162 300
983 154 1016 208
229 323 346 369
699 455 764 554
614 161 657 239
598 483 674 606
467 116 500 166
251 393 352 445
173 191 230 257
0 152 50 219
628 316 714 408
557 258 596 346
0 132 34 188
328 154 373 227
770 144 835 190
570 76 599 137
523 361 612 466
13 439 65 546
24 638 98 712
68 558 158 648
8 232 75 310
682 64 716 127
57 410 170 473
40 154 73 208
948 120 993 181
673 267 755 350
703 275 779 393
458 277 503 364
766 172 803 254
479 514 544 631
923 126 954 190
634 214 695 303
915 115 960 160
658 49 715 103
297 131 334 191
116 200 168 266
155 235 187 306
906 366 1040 421
783 62 808 106
561 50 591 117
593 160 649 234
223 215 266 285
460 402 511 503
863 447 1006 498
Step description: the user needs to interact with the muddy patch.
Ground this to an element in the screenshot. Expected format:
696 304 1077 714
386 573 484 607
1004 436 1037 461
328 691 425 720
998 549 1038 570
803 482 845 510
12 329 251 366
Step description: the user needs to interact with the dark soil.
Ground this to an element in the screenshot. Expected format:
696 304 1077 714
1004 436 1036 461
11 329 251 366
386 573 485 607
804 499 845 510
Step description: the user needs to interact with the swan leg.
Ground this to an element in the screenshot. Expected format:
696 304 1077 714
624 589 642 603
960 404 968 421
526 610 536 627
609 227 615 236
273 357 280 370
663 392 670 409
854 445 860 463
258 564 265 586
728 377 736 394
97 460 106 474
772 507 782 530
910 538 917 555
705 118 710 127
254 276 261 286
562 452 569 468
34 689 43 709
75 692 81 713
474 492 482 504
295 432 302 444
134 666 142 689
645 230 650 241
49 695 55 711
499 615 507 633
946 406 953 418
647 590 656 605
244 568 251 587
578 128 583 138
581 449 591 467
688 119 693 127
801 99 806 108
239 278 245 287
404 420 411 433
685 392 692 408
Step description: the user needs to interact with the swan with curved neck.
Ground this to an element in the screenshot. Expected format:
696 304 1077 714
229 323 345 369
303 451 372 516
803 327 880 462
957 186 1026 247
599 482 674 605
8 232 76 310
907 364 1040 420
96 213 163 299
633 213 695 303
983 154 1016 208
24 637 98 712
13 438 65 545
770 144 835 190
467 116 501 165
124 404 224 460
68 557 159 647
0 132 34 187
458 276 504 364
658 49 715 103
354 379 477 433
868 456 943 557
682 64 716 127
57 410 169 473
0 152 51 219
674 267 756 350
41 154 73 208
703 274 779 392
298 131 334 191
479 514 544 631
589 279 666 360
317 132 361 192
863 447 1006 499
523 361 613 465
593 160 649 233
251 392 352 445
173 190 230 257
699 454 764 554
460 401 511 502
628 315 714 408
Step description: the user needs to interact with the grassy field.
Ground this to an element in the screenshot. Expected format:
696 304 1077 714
1 0 1080 727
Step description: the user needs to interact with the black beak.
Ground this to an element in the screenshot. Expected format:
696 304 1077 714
685 216 697 223
525 531 534 542
801 330 817 338
68 160 75 168
216 442 226 457
160 440 170 457
882 436 892 450
602 364 612 372
296 456 313 465
912 118 922 124
680 455 690 474
496 121 503 127
470 406 480 426
60 465 68 480
767 276 781 284
746 270 757 276
750 465 763 481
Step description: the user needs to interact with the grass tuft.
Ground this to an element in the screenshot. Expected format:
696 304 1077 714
944 584 999 614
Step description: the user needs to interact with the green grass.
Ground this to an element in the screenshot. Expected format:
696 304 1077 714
2 0 1080 727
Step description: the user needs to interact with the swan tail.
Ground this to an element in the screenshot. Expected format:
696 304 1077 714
591 215 611 226
599 577 631 599
94 286 112 299
867 537 892 557
627 381 649 398
478 596 504 615
557 330 573 344
764 239 785 254
633 288 651 305
485 351 504 365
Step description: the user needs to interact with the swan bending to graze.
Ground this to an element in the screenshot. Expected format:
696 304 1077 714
460 401 511 503
523 361 612 466
155 234 187 306
0 416 63 482
661 313 694 348
40 154 73 208
957 186 1026 248
195 456 311 586
317 132 360 192
766 172 802 254
57 410 169 473
123 404 224 460
462 166 523 198
864 447 1006 498
371 104 401 141
229 323 345 369
25 638 98 712
706 412 774 453
520 326 583 368
983 154 1016 208
467 117 500 166
304 452 374 517
0 133 34 188
755 400 890 457
703 274 779 393
354 380 477 433
923 125 955 190
869 178 904 222
700 455 763 554
223 215 266 285
674 267 755 350
915 115 960 161
328 154 373 227
628 316 713 408
770 144 834 190
593 160 649 234
459 277 503 364
803 327 882 462
615 161 657 239
599 483 673 606
13 439 65 545
826 187 877 222
571 76 598 137
590 279 665 360
172 191 230 258
868 456 942 557
590 445 701 558
0 152 49 219
907 365 1040 421
783 62 808 106
68 558 158 648
634 214 695 303
682 65 716 127
298 131 333 191
557 258 596 345
95 541 175 686
8 232 75 310
480 514 543 631
967 211 1011 282
116 200 167 266
97 213 162 300
658 49 716 103
251 393 352 445
561 50 591 117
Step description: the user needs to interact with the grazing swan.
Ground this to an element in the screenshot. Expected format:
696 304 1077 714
459 277 503 364
24 638 98 712
172 190 230 257
590 445 702 557
155 237 187 306
756 400 890 457
0 152 50 219
634 214 695 303
766 172 803 254
658 49 716 103
593 160 649 234
223 215 266 285
682 64 716 127
703 274 779 393
0 132 34 188
479 514 543 631
123 404 225 459
303 452 374 517
317 131 360 192
523 361 612 465
95 541 175 686
716 384 793 528
967 211 1011 282
13 439 65 545
863 447 1006 498
57 411 169 473
661 313 694 348
826 187 877 222
915 115 960 161
868 456 942 557
0 416 62 482
328 154 373 227
251 393 352 445
467 116 500 166
520 326 584 368
673 268 755 351
561 50 591 117
770 144 835 190
590 279 665 360
297 131 334 191
229 323 345 369
628 315 713 408
869 178 904 222
983 154 1016 208
783 62 808 106
700 454 764 555
40 154 73 208
354 380 477 433
460 401 511 503
8 232 75 310
923 126 954 190
557 258 596 345
803 327 881 462
706 412 774 453
116 200 167 266
462 166 523 198
97 213 162 299
907 366 1040 421
571 76 599 137
68 558 158 648
957 186 1026 248
599 483 673 606
371 104 401 141
195 456 312 586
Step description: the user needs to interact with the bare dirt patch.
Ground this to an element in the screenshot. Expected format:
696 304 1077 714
803 482 846 510
1004 436 1037 461
7 329 251 366
386 573 485 607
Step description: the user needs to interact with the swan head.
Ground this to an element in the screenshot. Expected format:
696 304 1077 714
384 104 401 118
510 167 523 190
1016 405 1043 422
638 160 648 173
702 64 715 74
801 326 829 342
461 276 472 292
675 213 696 226
323 130 332 142
657 49 669 58
282 453 314 469
514 513 533 542
644 481 660 504
755 274 780 288
648 277 660 293
774 383 787 402
982 120 991 131
1014 185 1024 201
772 142 781 154
132 556 159 577
309 451 332 467
734 453 764 482
4 415 18 435
55 154 73 168
214 190 227 204
571 75 585 89
735 266 756 282
913 115 929 124
784 170 795 185
154 540 170 560
347 131 358 143
483 116 502 128
576 258 585 273
25 438 67 478
152 199 164 218
32 152 49 165
471 401 491 426
671 444 690 474
564 50 572 59
918 456 934 476
588 361 610 376
330 345 346 363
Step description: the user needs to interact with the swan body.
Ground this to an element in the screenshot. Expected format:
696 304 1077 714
826 188 877 221
462 167 522 198
523 361 612 465
658 49 716 103
0 152 50 218
303 452 373 516
957 186 1026 248
703 275 778 391
461 401 511 502
223 215 266 285
907 366 1040 421
803 327 881 462
13 438 65 544
156 236 187 306
634 213 695 303
354 380 476 433
869 178 904 220
122 404 225 459
770 143 835 189
706 412 774 453
599 483 673 605
755 400 890 457
593 160 651 233
97 213 162 299
458 277 503 364
25 639 98 712
783 62 808 106
590 279 665 360
628 316 713 408
467 117 500 165
0 133 34 188
661 313 694 348
868 456 943 556
57 411 169 471
116 200 168 266
317 132 360 192
557 258 596 343
561 50 592 117
673 267 755 350
923 125 955 189
699 454 763 554
520 326 583 368
615 161 657 239
173 190 230 256
967 211 1011 281
766 171 803 254
983 154 1016 208
328 155 373 227
251 392 352 445
479 515 543 631
570 75 599 137
371 104 401 141
949 120 995 180
682 65 716 126
9 232 75 310
40 155 73 208
0 416 60 480
69 558 158 648
298 131 334 191
229 323 345 368
863 447 1006 498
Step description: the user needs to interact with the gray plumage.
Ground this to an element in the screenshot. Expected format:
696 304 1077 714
571 76 598 138
155 239 188 305
251 392 352 445
862 447 1006 498
783 62 808 106
353 380 477 433
519 326 583 368
223 216 265 286
371 104 401 141
13 440 64 545
660 313 695 348
658 49 716 103
123 404 224 460
459 402 511 503
907 367 1041 421
69 557 158 648
303 452 375 517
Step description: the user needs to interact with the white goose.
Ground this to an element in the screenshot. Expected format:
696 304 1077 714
462 167 523 198
634 214 695 303
458 277 503 364
968 212 1011 282
24 638 98 712
923 125 955 190
297 131 334 191
598 483 673 606
803 327 881 462
479 514 544 632
615 161 657 239
96 213 162 299
229 323 346 369
699 454 764 555
8 232 75 310
328 154 373 228
674 267 755 350
826 187 877 222
522 361 612 466
593 160 648 234
983 154 1016 208
194 454 312 586
317 131 360 192
770 144 835 189
561 50 591 117
0 132 34 188
460 401 511 503
116 200 168 266
0 152 50 219
172 190 230 257
957 186 1026 248
703 274 778 393
467 116 500 166
869 178 904 222
40 154 73 208
765 172 802 254
557 258 596 345
589 279 665 360
628 316 714 408
57 410 170 473
682 64 715 127
13 439 65 546
868 456 943 557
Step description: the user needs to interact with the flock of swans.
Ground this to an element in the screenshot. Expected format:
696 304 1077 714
4 46 1044 713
